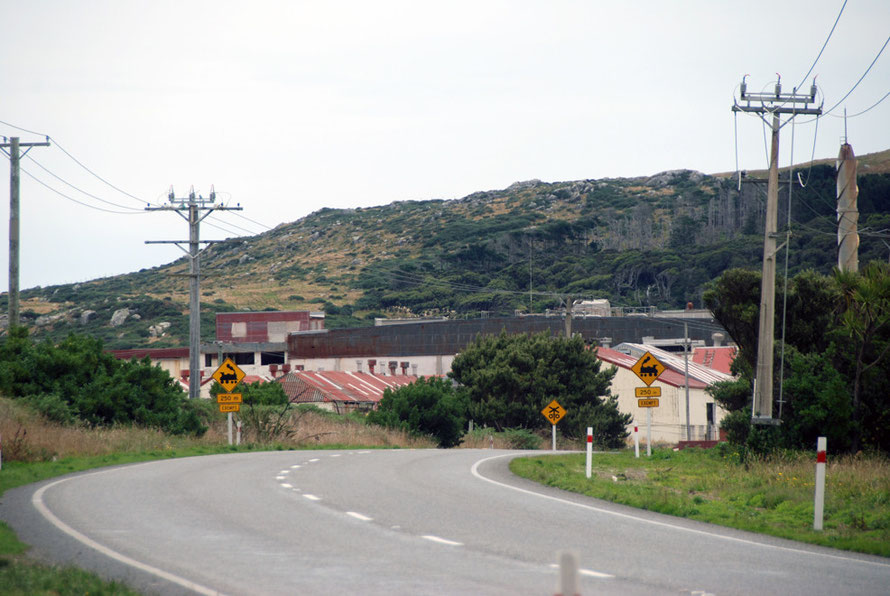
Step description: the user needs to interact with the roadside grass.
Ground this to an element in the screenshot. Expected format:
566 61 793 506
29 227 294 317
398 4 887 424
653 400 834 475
0 397 433 594
509 446 890 557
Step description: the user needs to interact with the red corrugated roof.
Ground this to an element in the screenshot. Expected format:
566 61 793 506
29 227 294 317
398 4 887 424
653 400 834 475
276 371 420 405
595 346 708 389
692 346 737 375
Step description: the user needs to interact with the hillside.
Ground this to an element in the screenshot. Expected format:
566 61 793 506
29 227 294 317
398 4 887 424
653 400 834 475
7 150 890 349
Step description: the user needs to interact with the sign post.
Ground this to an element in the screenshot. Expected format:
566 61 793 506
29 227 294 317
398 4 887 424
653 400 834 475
631 351 666 457
541 400 566 451
212 358 246 446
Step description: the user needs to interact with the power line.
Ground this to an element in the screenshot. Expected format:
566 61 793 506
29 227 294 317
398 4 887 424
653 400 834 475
0 118 150 206
19 166 144 215
23 154 145 211
795 0 847 90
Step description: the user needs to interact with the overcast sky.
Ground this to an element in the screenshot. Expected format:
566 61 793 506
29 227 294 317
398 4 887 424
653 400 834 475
2 0 888 291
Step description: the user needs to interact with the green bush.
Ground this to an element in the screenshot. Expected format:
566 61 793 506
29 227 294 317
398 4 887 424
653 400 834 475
0 328 205 436
368 377 467 447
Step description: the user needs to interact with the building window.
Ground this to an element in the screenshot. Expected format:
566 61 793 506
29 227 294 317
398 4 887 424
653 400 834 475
205 354 213 367
261 351 285 365
229 352 255 365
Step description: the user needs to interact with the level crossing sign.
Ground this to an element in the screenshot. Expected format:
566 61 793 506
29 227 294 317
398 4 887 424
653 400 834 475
630 351 665 386
541 400 566 425
212 357 246 392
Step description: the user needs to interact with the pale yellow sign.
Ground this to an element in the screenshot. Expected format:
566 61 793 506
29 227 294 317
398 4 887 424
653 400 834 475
635 386 662 398
217 393 243 404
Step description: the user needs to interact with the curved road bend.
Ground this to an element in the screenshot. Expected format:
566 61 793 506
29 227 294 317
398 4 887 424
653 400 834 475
2 449 888 595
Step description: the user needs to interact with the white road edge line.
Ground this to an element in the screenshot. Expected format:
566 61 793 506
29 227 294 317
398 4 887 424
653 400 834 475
548 563 614 579
346 511 373 521
471 453 890 569
32 476 223 596
422 535 463 546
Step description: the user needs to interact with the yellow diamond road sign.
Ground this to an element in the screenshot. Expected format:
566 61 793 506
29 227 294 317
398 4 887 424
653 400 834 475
541 400 566 425
212 358 246 392
630 351 666 387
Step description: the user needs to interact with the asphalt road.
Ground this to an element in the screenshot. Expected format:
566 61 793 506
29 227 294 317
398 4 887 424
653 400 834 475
2 449 889 595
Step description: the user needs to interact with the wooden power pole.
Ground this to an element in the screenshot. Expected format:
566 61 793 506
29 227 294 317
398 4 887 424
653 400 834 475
146 186 241 399
732 76 821 424
1 136 51 328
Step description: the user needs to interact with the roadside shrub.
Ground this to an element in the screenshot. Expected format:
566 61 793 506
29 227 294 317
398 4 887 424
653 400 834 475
0 328 205 436
502 428 542 449
368 377 467 447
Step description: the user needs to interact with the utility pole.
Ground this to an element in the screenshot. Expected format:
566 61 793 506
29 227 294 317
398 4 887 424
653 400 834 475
1 136 51 328
732 75 821 424
146 186 241 399
836 140 859 273
564 295 573 338
684 321 691 441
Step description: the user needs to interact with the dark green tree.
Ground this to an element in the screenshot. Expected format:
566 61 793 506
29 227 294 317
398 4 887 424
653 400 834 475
449 331 629 446
367 376 467 447
0 329 204 435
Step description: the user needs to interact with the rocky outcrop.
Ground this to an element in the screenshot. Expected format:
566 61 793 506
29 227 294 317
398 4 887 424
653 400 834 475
80 310 97 325
110 308 131 327
149 322 171 337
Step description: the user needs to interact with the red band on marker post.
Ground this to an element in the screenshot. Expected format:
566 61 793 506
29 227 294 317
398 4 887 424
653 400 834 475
587 435 592 443
634 426 638 433
817 450 827 463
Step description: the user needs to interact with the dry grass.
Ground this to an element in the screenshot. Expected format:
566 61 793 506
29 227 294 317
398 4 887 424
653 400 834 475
0 398 434 463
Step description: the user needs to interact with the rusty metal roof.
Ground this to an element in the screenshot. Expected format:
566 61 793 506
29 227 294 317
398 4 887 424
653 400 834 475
276 371 419 405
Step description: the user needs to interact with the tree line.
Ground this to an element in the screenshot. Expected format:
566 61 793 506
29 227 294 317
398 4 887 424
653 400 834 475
704 261 890 454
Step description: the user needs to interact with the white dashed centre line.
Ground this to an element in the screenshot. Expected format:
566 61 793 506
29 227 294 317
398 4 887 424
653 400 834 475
303 494 321 501
275 476 286 480
290 465 301 469
346 512 373 521
548 564 614 579
421 535 463 546
308 458 320 463
330 454 341 457
280 483 293 489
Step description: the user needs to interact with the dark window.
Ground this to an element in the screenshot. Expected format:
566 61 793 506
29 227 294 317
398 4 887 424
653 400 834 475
205 354 213 367
229 352 255 365
261 351 285 365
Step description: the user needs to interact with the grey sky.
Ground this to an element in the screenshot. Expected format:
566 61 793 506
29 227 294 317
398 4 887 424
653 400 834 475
2 0 888 290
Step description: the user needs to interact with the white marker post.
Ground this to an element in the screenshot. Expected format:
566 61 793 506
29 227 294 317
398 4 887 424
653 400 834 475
586 427 593 479
555 551 580 596
814 436 827 531
646 409 652 457
236 420 242 446
633 425 640 458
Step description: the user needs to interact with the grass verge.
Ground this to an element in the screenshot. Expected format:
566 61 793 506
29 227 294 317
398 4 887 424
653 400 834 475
510 446 890 557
